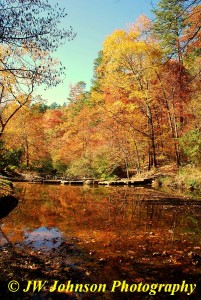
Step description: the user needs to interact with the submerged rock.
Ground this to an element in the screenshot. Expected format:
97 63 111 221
84 180 98 185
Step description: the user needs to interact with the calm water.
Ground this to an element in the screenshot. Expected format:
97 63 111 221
2 183 201 251
1 183 201 298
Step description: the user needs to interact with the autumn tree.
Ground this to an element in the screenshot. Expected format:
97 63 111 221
152 0 198 165
98 24 163 169
154 61 190 165
89 50 135 176
0 0 75 137
183 4 201 54
3 103 51 170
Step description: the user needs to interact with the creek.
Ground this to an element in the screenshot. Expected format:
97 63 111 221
0 183 201 299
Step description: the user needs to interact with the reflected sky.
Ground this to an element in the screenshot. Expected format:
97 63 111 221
23 227 63 251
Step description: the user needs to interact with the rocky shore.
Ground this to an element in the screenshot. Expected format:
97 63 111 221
0 178 14 198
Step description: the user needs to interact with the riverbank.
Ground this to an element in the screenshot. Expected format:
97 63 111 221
158 165 201 194
1 164 201 195
0 178 13 198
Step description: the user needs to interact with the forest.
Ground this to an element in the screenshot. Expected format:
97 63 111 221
0 0 201 186
0 1 201 299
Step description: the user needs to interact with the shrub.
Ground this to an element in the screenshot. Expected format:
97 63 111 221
0 141 23 174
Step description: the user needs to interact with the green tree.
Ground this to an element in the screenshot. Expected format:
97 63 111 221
67 81 90 116
180 129 201 165
0 141 23 174
152 0 187 61
91 51 103 93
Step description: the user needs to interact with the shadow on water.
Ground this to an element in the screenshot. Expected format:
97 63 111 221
0 195 18 220
0 195 18 245
0 183 201 299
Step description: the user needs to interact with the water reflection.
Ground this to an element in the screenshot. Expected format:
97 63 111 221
24 227 63 251
1 183 201 259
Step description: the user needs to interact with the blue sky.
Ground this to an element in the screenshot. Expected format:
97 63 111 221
36 0 158 104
